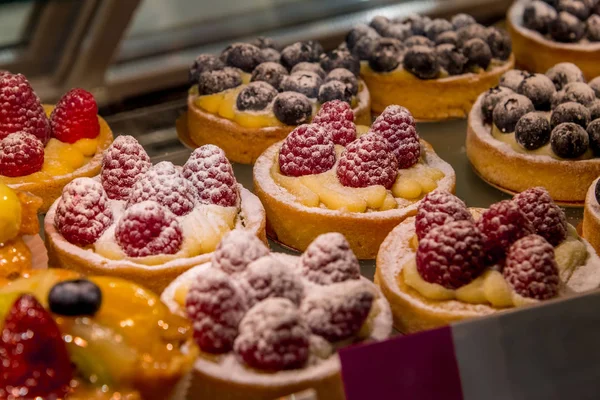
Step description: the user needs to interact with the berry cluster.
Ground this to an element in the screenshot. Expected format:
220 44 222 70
523 0 600 43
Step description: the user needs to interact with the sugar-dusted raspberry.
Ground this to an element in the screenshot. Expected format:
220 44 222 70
415 190 474 240
312 100 357 146
301 280 374 342
416 220 486 289
115 201 182 257
337 132 399 189
370 105 420 168
504 235 560 300
299 232 360 285
234 298 310 370
212 230 270 275
0 132 44 177
127 161 196 216
477 200 535 263
50 88 100 144
0 72 50 144
278 124 336 177
186 268 248 353
182 145 239 207
513 187 568 246
242 256 304 306
55 178 113 246
101 135 152 200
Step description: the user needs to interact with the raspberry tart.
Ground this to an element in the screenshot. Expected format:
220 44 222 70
376 188 600 333
508 0 600 80
44 138 266 293
467 64 600 204
253 102 455 259
161 231 392 400
0 73 114 212
346 13 514 119
186 39 371 164
0 268 196 399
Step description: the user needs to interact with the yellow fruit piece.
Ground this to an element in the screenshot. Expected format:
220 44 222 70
455 275 487 304
272 169 320 207
402 259 454 300
301 174 367 212
188 85 199 96
424 167 445 181
42 159 74 176
356 125 370 136
379 193 397 211
174 284 189 308
72 138 99 157
235 112 281 128
195 93 224 113
217 89 238 120
482 270 514 307
392 178 422 199
0 183 22 244
420 177 437 194
354 185 387 209
240 72 252 84
59 146 86 169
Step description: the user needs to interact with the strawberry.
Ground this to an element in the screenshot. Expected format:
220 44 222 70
50 88 100 143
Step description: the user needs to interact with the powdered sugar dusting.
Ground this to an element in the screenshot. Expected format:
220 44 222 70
101 135 151 200
241 255 304 306
212 230 270 275
299 232 360 285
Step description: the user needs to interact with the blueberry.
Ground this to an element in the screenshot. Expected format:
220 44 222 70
587 14 600 40
280 41 324 70
545 62 586 90
550 12 586 42
590 77 600 97
403 45 440 79
368 38 403 72
318 80 352 104
325 68 359 95
517 73 556 110
382 23 413 41
236 82 278 111
223 43 265 73
320 49 360 76
273 92 313 125
551 101 591 128
251 36 281 51
370 16 391 35
500 69 529 91
405 35 435 48
452 13 476 30
48 279 102 316
481 86 515 122
562 82 596 106
485 27 512 61
588 100 600 120
425 19 454 41
515 112 552 150
456 24 488 47
493 94 535 133
523 0 558 33
435 31 459 46
346 24 379 49
280 71 323 98
189 54 225 84
435 44 467 76
550 122 589 158
251 62 288 90
587 119 600 153
291 62 326 79
395 14 430 36
260 48 281 63
557 0 591 20
352 35 378 60
198 68 242 95
463 38 492 70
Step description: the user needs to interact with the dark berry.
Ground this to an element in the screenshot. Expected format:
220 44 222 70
299 232 360 285
260 48 281 63
589 100 600 120
596 179 600 203
587 119 600 153
403 45 440 79
352 35 378 60
513 187 568 246
485 27 512 61
550 11 586 42
318 80 352 104
515 112 552 150
368 37 403 72
325 68 359 95
251 62 288 89
212 230 270 275
493 94 535 132
291 62 326 79
280 41 323 70
424 18 454 40
523 0 558 33
435 44 467 76
251 36 281 51
224 43 264 73
320 49 360 76
396 14 430 36
405 35 435 48
481 86 515 122
273 92 312 125
551 122 590 158
189 54 225 84
587 14 600 40
369 105 420 168
48 279 102 316
382 23 413 41
197 68 242 95
346 24 379 49
517 73 556 110
456 23 488 47
370 16 391 35
545 62 585 90
500 69 529 91
551 101 591 128
557 0 591 20
236 82 277 111
435 30 459 46
452 13 476 29
280 71 323 98
560 82 596 106
463 38 493 70
588 76 600 97
415 190 474 240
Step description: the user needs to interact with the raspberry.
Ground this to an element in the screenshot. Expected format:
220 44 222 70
477 200 535 263
234 298 310 370
370 105 420 169
416 220 486 289
415 190 474 240
278 124 336 177
0 132 44 177
503 235 560 300
337 132 398 189
55 178 113 246
0 72 50 144
127 161 196 216
241 256 304 306
0 295 73 400
50 88 100 144
512 187 568 246
101 135 152 200
115 201 183 257
212 230 270 275
299 232 360 285
182 145 239 207
186 268 248 353
312 100 357 146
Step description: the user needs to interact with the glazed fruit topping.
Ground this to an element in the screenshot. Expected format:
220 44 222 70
0 294 73 400
318 80 352 104
280 41 324 70
251 62 289 90
416 220 486 289
337 132 399 189
517 73 556 111
493 93 535 133
403 45 440 79
368 37 403 73
0 132 44 177
312 100 357 146
503 235 560 300
370 104 420 168
223 43 264 73
515 111 552 150
513 187 567 246
189 54 225 83
435 44 467 76
236 81 278 111
320 48 360 76
115 201 183 257
550 122 589 158
299 232 361 285
242 256 305 306
550 11 585 42
101 135 152 200
278 124 336 177
551 101 590 129
212 230 270 275
182 144 239 207
55 178 113 246
325 68 359 95
280 71 323 99
48 279 102 316
50 88 100 144
273 91 313 126
0 72 50 144
462 38 492 70
545 63 585 91
291 62 326 79
415 190 474 240
197 67 242 96
481 86 515 122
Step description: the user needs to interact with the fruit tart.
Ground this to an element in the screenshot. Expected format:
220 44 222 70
508 0 600 80
0 72 114 212
161 230 392 400
467 63 600 204
0 268 197 399
345 13 514 119
376 188 600 333
44 137 266 293
582 177 600 253
254 101 455 259
186 38 371 164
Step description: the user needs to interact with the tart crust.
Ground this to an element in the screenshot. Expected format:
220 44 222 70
160 254 392 400
508 0 600 80
253 140 456 259
466 94 600 205
44 187 267 294
376 211 600 334
186 83 372 164
360 56 514 120
583 177 600 254
0 106 114 212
